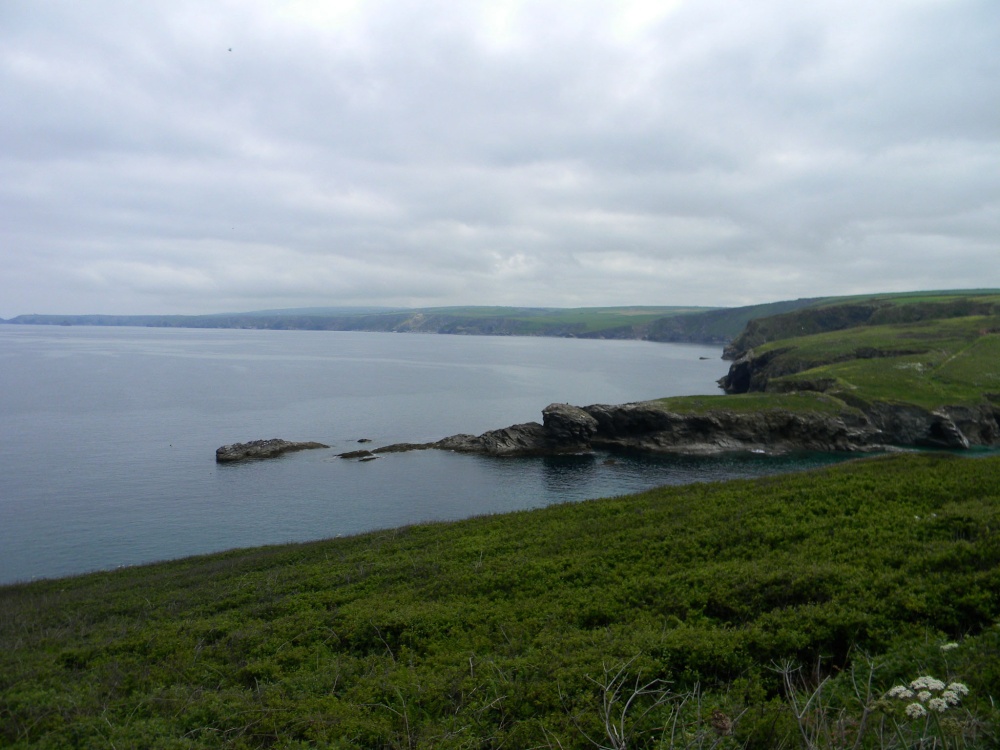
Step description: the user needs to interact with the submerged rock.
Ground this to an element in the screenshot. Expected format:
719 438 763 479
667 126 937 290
216 439 328 463
338 449 376 459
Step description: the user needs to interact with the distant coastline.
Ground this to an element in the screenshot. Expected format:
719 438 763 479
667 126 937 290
0 299 820 346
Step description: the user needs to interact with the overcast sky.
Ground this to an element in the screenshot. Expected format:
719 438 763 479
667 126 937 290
2 0 998 316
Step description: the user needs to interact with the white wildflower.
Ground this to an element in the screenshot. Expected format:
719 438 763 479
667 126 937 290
917 691 933 702
947 682 970 696
910 676 946 692
887 685 915 699
906 702 928 719
940 642 959 651
928 698 949 713
941 690 960 705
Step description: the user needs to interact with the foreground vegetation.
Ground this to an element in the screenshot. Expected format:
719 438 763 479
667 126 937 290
3 452 999 748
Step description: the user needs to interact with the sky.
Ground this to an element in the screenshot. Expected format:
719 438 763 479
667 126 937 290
2 0 999 317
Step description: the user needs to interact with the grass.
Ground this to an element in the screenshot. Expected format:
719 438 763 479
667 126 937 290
652 309 1000 415
655 391 857 417
730 309 1000 410
391 306 719 335
3 452 1000 748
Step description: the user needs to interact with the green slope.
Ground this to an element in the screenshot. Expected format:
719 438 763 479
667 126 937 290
3 453 999 748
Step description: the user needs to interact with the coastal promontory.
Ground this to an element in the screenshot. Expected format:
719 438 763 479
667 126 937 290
374 292 1000 458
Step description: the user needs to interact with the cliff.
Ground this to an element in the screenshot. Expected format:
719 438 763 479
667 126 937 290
371 395 997 459
372 292 1000 458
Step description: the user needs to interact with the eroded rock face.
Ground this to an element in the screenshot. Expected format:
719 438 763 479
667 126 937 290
938 404 1000 446
580 402 881 454
542 403 598 447
362 394 1000 460
435 423 550 456
215 439 329 462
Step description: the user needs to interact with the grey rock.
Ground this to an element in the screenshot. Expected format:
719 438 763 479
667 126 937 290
436 423 551 456
542 403 599 448
338 449 375 459
216 439 329 463
358 392 1000 460
586 402 881 454
375 442 436 454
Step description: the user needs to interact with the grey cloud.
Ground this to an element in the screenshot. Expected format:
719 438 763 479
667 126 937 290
1 0 998 316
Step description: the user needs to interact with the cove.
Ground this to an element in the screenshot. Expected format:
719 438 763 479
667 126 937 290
1 325 847 584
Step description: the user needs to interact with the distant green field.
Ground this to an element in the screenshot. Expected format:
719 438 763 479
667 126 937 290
406 305 716 334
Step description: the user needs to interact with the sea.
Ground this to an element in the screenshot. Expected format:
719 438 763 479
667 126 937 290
0 325 851 585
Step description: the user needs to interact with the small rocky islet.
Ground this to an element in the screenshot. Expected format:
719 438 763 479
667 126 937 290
215 438 329 462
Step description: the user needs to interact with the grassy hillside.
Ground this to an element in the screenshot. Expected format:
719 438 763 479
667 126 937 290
3 453 999 748
724 291 1000 358
716 292 1000 411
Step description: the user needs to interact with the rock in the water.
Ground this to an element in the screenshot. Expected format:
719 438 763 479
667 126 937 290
215 439 328 462
338 449 375 459
542 403 598 448
435 423 551 456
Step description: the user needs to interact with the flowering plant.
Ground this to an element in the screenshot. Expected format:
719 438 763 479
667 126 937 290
882 675 974 748
886 676 969 720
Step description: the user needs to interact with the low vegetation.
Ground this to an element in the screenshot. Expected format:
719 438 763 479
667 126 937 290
3 452 999 748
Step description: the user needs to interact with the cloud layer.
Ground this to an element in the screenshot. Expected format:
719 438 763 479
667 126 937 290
2 0 998 315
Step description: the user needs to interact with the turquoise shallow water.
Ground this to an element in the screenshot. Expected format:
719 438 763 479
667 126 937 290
0 325 850 584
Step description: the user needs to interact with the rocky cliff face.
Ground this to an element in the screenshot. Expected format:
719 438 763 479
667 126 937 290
581 402 879 454
717 346 1000 451
371 393 1000 459
375 400 890 458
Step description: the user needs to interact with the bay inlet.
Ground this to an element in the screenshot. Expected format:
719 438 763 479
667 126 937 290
1 325 845 584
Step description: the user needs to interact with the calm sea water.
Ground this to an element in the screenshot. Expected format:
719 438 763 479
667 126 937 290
0 326 848 584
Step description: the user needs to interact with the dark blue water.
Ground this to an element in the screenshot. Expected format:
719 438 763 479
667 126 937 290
0 326 846 584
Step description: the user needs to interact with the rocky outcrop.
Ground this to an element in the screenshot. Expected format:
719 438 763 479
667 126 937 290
366 394 1000 460
216 439 329 462
857 402 1000 450
581 402 880 454
338 449 376 459
434 423 551 456
369 401 883 458
370 405 604 458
